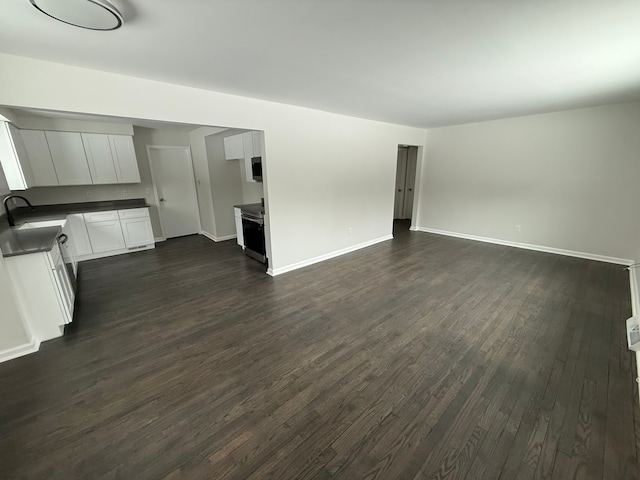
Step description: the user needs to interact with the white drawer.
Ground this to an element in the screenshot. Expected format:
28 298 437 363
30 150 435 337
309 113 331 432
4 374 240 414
118 208 149 219
83 210 119 223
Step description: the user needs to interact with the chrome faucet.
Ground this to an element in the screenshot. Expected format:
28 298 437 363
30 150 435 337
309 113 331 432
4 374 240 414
3 195 35 227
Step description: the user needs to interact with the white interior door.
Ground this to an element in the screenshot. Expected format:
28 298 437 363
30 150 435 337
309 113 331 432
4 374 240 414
403 147 417 219
394 147 408 219
148 146 200 239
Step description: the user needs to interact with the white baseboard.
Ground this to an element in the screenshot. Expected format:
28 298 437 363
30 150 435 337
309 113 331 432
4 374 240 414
267 235 393 276
0 337 40 364
76 244 155 262
154 236 166 242
414 226 633 266
200 231 237 243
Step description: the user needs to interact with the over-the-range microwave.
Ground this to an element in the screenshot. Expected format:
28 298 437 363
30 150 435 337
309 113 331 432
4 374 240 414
251 156 263 182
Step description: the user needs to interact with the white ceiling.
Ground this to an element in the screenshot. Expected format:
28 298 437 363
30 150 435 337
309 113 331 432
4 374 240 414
1 0 640 128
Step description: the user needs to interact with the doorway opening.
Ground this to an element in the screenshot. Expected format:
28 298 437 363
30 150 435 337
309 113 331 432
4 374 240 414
393 145 418 234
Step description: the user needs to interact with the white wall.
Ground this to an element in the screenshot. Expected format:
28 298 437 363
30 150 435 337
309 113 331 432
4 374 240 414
189 126 227 238
131 127 191 237
204 132 244 239
189 128 264 241
0 53 425 272
417 102 640 263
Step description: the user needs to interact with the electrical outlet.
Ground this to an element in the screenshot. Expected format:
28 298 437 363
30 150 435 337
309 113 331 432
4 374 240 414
515 225 521 232
122 189 128 198
86 191 92 199
145 188 151 195
348 227 353 235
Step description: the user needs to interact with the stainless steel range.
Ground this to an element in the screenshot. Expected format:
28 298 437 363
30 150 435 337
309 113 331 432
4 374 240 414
240 204 266 264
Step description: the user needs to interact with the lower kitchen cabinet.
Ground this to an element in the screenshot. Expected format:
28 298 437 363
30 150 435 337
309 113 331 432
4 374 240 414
234 207 244 247
5 241 74 342
66 213 92 256
119 210 154 248
78 207 154 260
85 219 126 253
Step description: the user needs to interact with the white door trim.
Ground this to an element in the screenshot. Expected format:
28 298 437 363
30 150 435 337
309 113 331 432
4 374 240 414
146 145 201 239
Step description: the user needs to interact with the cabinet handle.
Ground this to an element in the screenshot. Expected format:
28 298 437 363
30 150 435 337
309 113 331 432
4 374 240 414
160 198 166 202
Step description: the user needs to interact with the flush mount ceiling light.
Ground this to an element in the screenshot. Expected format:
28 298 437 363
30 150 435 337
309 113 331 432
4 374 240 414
29 0 123 31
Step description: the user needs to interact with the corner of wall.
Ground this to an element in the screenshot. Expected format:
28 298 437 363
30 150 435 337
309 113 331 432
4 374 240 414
628 266 640 405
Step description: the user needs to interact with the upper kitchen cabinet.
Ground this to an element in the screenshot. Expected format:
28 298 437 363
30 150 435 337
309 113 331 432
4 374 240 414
19 130 59 186
251 131 263 157
45 131 93 185
224 131 264 183
0 122 35 190
109 135 140 183
82 133 118 184
224 134 245 160
83 133 140 184
1 123 141 188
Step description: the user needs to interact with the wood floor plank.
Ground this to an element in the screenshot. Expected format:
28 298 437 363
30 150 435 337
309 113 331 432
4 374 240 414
0 222 637 480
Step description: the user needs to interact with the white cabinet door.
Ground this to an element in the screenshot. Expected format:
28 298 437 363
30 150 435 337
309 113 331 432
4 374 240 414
234 207 244 247
50 248 74 323
251 131 263 157
242 132 257 182
67 214 93 256
85 220 126 253
20 130 59 186
224 134 244 160
0 122 34 190
121 216 154 248
6 247 70 342
109 135 140 183
241 132 254 159
82 133 118 184
0 159 9 195
45 131 93 185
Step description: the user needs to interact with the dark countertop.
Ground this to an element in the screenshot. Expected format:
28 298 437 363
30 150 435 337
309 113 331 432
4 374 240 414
234 202 264 216
0 225 62 258
11 198 148 225
0 198 148 258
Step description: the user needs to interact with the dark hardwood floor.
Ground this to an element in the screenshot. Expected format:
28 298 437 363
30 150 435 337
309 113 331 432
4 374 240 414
1 222 638 479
